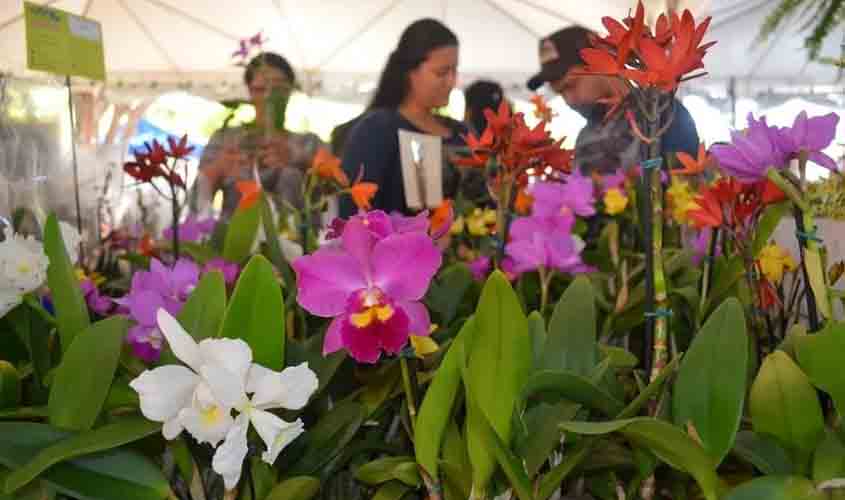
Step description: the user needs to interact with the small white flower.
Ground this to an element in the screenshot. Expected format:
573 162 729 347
0 227 49 319
59 221 82 264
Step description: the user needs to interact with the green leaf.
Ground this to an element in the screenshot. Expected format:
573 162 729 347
599 345 638 370
415 320 470 480
239 457 275 500
0 362 20 410
520 370 624 416
469 400 534 500
425 264 473 325
723 476 826 500
673 298 748 464
180 242 220 264
750 351 825 472
516 401 579 477
355 456 415 485
732 431 794 475
223 203 260 263
778 324 807 359
371 480 411 500
440 421 471 500
43 214 90 352
558 418 722 500
705 255 745 313
795 322 845 416
0 422 169 500
47 316 129 431
167 438 193 491
265 476 321 500
6 305 51 394
541 276 598 375
220 255 285 369
259 194 296 287
178 270 227 341
804 246 832 319
813 430 845 483
286 402 365 476
753 202 789 256
4 417 161 494
465 271 532 492
528 311 546 368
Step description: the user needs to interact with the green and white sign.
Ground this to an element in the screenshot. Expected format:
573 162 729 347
24 1 106 81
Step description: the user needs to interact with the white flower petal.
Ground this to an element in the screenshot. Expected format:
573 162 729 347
129 366 199 424
179 404 234 447
246 364 276 394
162 417 184 440
200 364 247 410
198 338 252 383
280 238 303 261
212 413 249 491
251 411 305 465
252 362 318 411
156 310 202 372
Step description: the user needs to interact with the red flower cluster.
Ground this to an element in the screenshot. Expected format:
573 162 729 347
457 101 573 186
580 1 715 92
687 178 785 231
123 134 194 187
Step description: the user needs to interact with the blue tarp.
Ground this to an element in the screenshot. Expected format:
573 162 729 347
128 119 205 160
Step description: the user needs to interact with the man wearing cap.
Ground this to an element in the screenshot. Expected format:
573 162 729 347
528 26 700 175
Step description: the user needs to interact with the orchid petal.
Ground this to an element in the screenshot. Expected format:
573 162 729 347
398 301 431 337
292 250 367 317
199 363 248 410
323 317 345 355
808 151 839 172
129 365 199 425
198 338 253 384
212 413 249 490
251 362 318 410
371 232 441 302
156 309 202 372
248 410 305 465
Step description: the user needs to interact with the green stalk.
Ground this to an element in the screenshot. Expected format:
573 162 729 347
648 165 669 382
399 357 417 434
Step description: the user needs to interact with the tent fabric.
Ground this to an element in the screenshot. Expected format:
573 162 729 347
0 0 842 100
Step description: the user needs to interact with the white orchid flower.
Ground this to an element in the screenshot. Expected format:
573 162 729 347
0 227 49 319
130 309 319 491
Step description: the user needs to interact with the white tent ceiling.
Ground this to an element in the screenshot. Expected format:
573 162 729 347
1 0 843 100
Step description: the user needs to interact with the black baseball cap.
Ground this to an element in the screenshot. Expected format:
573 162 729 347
527 26 594 91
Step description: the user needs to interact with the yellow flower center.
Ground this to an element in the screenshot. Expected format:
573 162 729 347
201 406 224 426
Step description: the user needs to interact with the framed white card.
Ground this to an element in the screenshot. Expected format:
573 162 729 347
398 129 443 210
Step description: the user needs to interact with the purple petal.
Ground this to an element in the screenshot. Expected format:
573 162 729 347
351 211 394 240
127 325 163 363
398 301 431 337
791 111 809 146
292 250 367 317
808 151 839 172
505 238 544 274
323 317 345 355
341 218 375 279
805 113 840 151
171 259 200 298
128 290 167 326
530 182 567 217
390 211 430 235
468 256 492 282
371 232 441 302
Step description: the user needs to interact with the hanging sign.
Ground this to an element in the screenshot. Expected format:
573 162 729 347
24 2 106 81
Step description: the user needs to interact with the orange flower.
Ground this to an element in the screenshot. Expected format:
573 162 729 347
430 200 453 236
514 188 534 214
675 143 709 176
687 189 722 229
531 94 554 123
310 148 348 187
236 180 262 211
139 233 156 257
349 182 378 210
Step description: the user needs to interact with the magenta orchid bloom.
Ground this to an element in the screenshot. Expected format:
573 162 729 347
775 111 840 172
506 215 591 275
81 279 113 316
118 258 200 362
163 216 216 243
203 258 240 286
531 170 596 219
468 256 492 282
292 217 442 363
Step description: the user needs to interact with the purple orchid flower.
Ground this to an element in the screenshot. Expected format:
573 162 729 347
531 170 597 219
163 216 216 243
468 256 492 282
203 258 240 286
292 217 442 363
775 111 840 173
711 113 790 182
80 279 113 316
117 258 200 362
505 215 591 275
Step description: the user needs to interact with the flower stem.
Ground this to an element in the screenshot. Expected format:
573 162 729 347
495 179 514 264
697 228 719 328
399 357 417 435
648 165 670 383
539 265 554 316
169 180 180 260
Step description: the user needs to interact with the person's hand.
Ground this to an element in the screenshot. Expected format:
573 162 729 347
258 134 290 169
204 144 249 183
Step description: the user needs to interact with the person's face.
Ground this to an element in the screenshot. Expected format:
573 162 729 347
248 65 290 110
408 46 459 109
549 65 605 108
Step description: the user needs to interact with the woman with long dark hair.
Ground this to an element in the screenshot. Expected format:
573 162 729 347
339 18 464 216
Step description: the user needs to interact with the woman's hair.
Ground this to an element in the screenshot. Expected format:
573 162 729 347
244 52 297 88
369 18 458 110
464 80 505 134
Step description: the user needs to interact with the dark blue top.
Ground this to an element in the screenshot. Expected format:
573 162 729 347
339 109 468 218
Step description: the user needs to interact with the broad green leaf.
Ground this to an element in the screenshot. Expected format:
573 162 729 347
528 311 546 368
43 214 89 352
778 324 807 359
391 462 421 487
223 202 260 263
732 431 793 475
371 480 411 500
220 255 285 369
541 276 598 375
265 476 321 500
355 457 416 486
178 270 227 341
285 402 365 476
559 418 722 500
599 345 638 370
0 422 169 500
4 417 161 494
167 438 193 491
425 264 473 325
723 476 826 500
673 298 748 464
0 362 20 409
469 401 533 500
813 430 845 482
516 402 579 477
360 364 400 415
239 457 275 500
465 272 532 492
520 370 624 416
48 316 129 430
753 202 789 256
440 421 471 500
795 322 845 415
705 255 745 313
103 380 139 412
804 246 832 319
415 320 470 480
750 351 825 472
6 304 51 394
179 242 220 264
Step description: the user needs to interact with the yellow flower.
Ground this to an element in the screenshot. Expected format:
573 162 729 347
75 268 105 285
410 334 439 359
603 188 629 215
758 244 798 284
467 209 497 237
667 178 696 224
450 216 465 235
